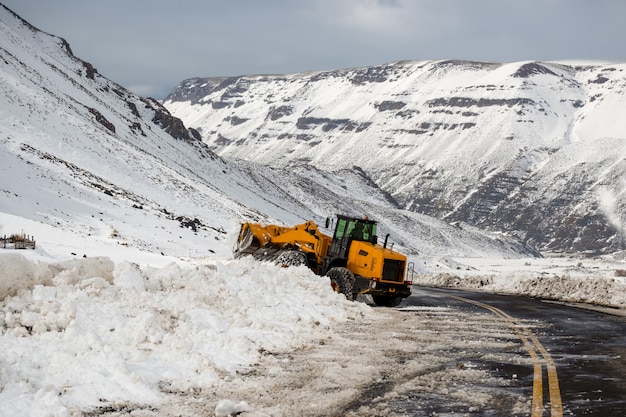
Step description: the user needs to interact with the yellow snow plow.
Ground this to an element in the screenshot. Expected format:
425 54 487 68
235 215 413 306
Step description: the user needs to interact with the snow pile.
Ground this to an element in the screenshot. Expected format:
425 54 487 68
413 255 626 308
0 253 364 416
215 399 252 417
0 253 53 299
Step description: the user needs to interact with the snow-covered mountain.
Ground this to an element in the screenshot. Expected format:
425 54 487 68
164 59 626 254
3 7 626 416
0 4 532 261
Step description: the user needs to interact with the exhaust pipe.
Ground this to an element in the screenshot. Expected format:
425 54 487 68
383 234 389 249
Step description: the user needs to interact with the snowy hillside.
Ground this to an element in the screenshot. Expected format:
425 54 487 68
0 5 534 262
164 60 626 254
2 5 626 416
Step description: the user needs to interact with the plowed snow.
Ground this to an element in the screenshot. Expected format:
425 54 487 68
152 304 531 417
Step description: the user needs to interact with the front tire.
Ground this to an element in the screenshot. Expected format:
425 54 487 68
326 267 356 301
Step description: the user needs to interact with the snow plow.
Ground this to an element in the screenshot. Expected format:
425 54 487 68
235 215 413 307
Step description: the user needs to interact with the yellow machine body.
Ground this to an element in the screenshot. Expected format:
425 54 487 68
235 215 413 305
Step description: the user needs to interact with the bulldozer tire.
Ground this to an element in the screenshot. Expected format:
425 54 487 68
372 295 403 307
326 267 355 301
276 250 307 267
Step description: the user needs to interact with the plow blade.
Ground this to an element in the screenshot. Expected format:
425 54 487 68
234 223 283 258
235 223 255 255
234 220 330 267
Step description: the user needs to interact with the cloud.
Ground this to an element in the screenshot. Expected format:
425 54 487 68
3 0 626 98
343 5 394 30
126 84 162 98
325 0 406 31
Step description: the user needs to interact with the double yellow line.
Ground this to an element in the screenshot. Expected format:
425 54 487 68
445 294 563 417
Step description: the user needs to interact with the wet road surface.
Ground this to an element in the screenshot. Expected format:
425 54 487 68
407 286 626 416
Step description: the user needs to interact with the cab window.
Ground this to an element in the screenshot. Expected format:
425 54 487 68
334 219 348 239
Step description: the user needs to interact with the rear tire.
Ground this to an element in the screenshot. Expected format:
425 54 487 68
326 267 356 301
276 250 307 267
372 295 403 307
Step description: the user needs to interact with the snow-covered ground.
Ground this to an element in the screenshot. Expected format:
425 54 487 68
2 5 626 416
1 212 625 416
0 213 370 417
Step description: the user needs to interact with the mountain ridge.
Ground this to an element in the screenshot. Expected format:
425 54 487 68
164 59 626 254
0 4 535 262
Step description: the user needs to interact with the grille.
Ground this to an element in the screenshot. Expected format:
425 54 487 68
382 259 405 282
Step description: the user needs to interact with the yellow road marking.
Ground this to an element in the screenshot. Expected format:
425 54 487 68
444 294 563 417
530 332 563 416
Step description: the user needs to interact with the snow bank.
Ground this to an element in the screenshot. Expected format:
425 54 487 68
0 253 52 299
415 266 626 308
0 255 364 416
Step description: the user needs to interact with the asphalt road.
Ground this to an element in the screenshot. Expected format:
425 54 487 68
408 286 626 417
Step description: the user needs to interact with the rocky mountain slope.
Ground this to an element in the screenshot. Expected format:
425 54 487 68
164 60 626 254
0 5 532 262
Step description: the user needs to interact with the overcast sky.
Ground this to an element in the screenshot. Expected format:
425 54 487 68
3 0 625 98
